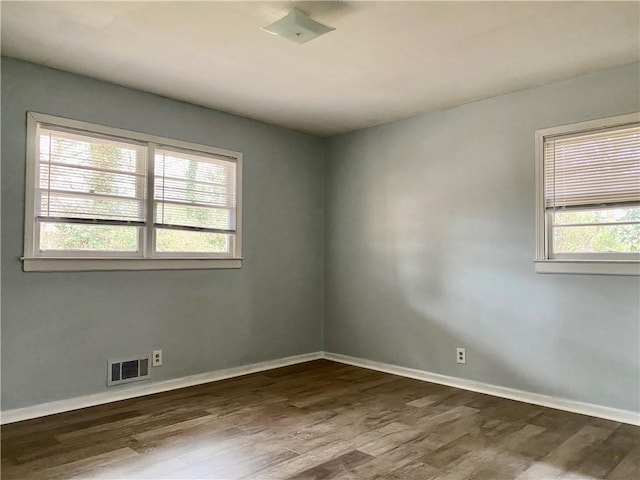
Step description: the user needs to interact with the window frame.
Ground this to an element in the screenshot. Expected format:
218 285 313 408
534 112 640 276
22 112 243 272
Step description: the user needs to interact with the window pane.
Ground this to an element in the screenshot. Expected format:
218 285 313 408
553 206 640 225
553 224 640 253
154 149 236 231
40 223 139 251
543 124 640 208
38 127 146 223
155 228 230 253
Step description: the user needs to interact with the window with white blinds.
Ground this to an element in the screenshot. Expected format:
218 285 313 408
154 147 237 254
154 147 236 232
536 113 640 274
38 127 147 224
23 112 242 270
544 125 640 210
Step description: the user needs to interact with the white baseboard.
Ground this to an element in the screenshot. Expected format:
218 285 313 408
0 352 323 425
3 351 638 427
323 352 640 426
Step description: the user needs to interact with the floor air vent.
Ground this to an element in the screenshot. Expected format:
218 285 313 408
108 355 150 386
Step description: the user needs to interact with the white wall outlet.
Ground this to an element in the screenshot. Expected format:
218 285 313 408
152 349 162 367
456 347 466 364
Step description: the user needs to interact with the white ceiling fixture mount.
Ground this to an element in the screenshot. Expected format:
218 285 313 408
261 8 335 44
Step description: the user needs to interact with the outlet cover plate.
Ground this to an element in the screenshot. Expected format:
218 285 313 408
152 350 162 367
456 348 466 364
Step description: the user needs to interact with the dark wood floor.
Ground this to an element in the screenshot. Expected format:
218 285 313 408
1 360 638 479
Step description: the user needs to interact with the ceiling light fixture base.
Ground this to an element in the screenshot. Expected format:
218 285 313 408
261 8 335 44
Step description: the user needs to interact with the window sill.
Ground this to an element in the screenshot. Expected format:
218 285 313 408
21 257 243 272
534 260 639 276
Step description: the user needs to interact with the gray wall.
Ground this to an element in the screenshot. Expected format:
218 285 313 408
1 57 325 410
324 63 640 412
3 57 639 414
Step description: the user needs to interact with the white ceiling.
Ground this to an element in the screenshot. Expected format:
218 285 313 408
1 1 638 136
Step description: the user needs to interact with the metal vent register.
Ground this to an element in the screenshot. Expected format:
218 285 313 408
107 355 150 386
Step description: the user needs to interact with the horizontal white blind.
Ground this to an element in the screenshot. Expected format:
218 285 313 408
37 125 146 224
544 124 640 209
154 147 236 233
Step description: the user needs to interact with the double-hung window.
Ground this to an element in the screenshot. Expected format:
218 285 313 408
535 113 639 275
23 112 242 271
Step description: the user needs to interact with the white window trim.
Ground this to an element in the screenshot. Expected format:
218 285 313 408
22 112 243 272
22 257 242 272
534 112 640 276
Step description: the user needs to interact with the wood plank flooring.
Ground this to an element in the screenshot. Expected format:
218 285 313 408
2 360 638 479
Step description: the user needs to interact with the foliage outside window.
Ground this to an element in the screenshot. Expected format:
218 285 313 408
535 113 639 275
23 113 242 271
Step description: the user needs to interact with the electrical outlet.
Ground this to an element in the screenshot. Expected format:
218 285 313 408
152 349 162 367
456 347 466 364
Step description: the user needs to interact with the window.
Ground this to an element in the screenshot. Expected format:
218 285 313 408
535 113 639 275
23 112 242 271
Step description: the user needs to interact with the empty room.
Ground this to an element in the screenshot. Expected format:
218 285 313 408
1 1 639 479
